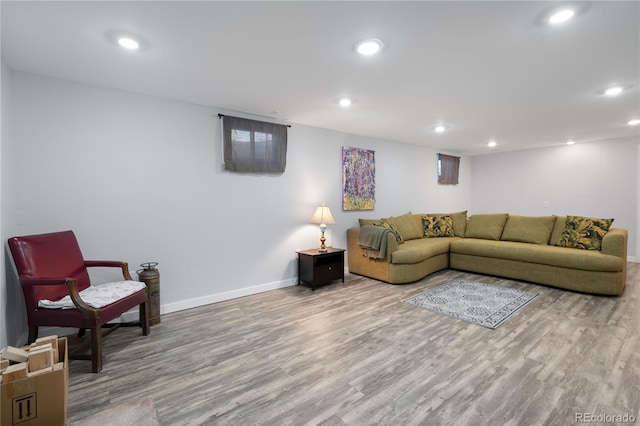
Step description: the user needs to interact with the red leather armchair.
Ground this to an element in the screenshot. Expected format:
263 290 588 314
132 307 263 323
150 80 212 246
8 230 149 372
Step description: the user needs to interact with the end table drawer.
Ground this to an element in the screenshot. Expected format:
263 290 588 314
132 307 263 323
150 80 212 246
316 263 343 282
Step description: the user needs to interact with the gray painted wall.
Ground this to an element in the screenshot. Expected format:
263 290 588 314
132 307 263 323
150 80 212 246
470 138 639 259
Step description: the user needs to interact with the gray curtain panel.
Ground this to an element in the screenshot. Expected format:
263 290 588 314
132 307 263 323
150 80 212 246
222 115 288 173
438 153 460 185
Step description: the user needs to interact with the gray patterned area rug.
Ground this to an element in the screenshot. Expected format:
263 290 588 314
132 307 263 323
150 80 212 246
404 279 537 329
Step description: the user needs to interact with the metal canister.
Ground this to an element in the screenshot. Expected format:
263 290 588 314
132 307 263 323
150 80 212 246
138 262 160 326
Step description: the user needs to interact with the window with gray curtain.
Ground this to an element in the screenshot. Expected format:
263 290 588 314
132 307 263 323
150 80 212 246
437 153 460 185
222 115 288 173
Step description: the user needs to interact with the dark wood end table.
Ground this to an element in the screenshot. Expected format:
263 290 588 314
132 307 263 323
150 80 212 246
297 247 345 291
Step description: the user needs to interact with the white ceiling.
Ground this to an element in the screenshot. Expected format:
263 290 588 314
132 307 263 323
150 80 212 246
2 1 639 156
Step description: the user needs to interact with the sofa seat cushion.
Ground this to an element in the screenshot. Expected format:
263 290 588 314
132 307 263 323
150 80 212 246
391 237 455 265
450 239 623 272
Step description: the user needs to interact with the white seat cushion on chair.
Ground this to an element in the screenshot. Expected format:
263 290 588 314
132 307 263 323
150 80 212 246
38 280 147 309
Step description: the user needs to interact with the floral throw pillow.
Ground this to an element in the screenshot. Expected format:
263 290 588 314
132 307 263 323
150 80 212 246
556 215 613 250
373 220 404 244
422 215 455 238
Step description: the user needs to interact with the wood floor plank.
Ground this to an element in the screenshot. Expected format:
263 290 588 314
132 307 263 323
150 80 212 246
66 264 640 425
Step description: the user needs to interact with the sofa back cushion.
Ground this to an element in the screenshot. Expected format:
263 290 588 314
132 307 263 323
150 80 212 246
389 212 423 241
358 218 379 227
550 215 566 245
465 213 508 240
500 215 556 245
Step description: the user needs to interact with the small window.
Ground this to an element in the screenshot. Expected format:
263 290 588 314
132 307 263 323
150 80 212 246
437 153 460 185
221 115 288 173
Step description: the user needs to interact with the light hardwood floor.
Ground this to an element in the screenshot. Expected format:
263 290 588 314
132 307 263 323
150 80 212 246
66 264 640 425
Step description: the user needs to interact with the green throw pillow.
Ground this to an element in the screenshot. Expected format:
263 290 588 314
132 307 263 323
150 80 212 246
556 215 613 250
422 215 455 238
464 213 509 240
373 220 404 244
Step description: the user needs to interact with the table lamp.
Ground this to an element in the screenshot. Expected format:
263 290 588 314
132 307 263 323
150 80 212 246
309 204 336 252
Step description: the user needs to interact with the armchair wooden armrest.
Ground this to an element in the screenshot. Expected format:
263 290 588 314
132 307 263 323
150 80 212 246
20 277 100 320
84 260 133 280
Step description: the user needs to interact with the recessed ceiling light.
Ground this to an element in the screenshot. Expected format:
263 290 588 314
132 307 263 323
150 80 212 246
339 98 352 107
106 30 150 51
628 119 640 126
566 140 576 145
356 38 383 56
434 125 446 133
604 86 625 96
548 9 575 24
118 37 139 50
487 140 497 147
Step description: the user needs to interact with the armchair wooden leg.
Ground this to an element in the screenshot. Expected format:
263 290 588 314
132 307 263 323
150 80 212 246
28 326 38 344
78 328 87 338
91 327 103 373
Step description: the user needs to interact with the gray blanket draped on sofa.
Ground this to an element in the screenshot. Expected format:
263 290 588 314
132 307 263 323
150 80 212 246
358 225 392 259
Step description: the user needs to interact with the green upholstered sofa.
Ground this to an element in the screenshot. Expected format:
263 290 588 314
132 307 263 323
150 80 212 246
346 212 628 296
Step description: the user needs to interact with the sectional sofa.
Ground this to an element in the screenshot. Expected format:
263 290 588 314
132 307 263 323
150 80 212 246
346 211 627 295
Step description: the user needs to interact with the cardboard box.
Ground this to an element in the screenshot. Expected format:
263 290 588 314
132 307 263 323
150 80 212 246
1 337 68 426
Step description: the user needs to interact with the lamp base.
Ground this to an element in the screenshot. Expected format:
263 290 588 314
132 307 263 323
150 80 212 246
319 230 328 252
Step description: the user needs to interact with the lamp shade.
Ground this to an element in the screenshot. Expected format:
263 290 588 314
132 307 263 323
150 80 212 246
309 205 336 225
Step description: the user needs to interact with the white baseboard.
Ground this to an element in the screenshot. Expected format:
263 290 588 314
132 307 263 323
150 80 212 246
120 277 297 322
628 256 638 263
